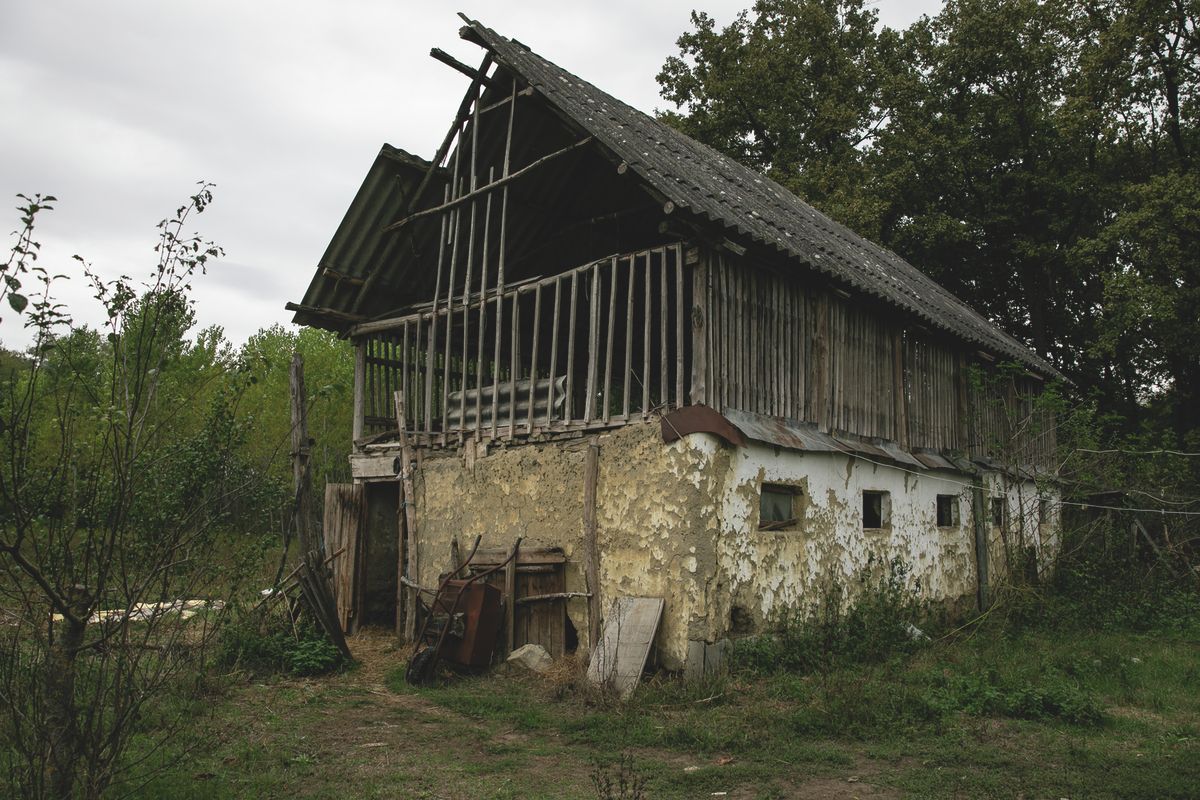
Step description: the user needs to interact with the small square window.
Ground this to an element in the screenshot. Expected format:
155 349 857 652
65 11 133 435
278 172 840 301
990 498 1005 528
936 494 960 527
863 490 890 529
759 484 800 531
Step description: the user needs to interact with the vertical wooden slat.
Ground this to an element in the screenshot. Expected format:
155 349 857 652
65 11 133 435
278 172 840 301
660 249 668 408
394 392 420 641
585 262 601 422
462 76 481 417
441 177 465 442
622 256 634 418
675 247 685 408
689 251 707 406
352 339 365 444
566 270 579 422
527 283 542 433
548 276 562 427
721 258 730 411
425 187 451 435
401 322 411 426
491 81 517 440
812 291 830 432
504 538 521 655
475 167 494 441
509 290 519 435
736 268 747 410
642 253 651 417
956 350 970 452
602 257 617 423
784 279 792 418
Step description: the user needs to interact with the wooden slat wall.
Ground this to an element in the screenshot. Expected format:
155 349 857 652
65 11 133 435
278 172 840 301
356 245 685 442
905 334 959 451
702 254 1055 470
357 243 1055 471
706 255 812 422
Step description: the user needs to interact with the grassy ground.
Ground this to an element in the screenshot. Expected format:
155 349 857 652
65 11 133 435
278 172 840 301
127 618 1200 800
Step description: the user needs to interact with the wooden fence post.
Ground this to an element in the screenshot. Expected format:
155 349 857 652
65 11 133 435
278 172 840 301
290 353 314 555
394 391 420 641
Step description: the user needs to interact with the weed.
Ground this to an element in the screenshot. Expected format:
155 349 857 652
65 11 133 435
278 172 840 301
217 618 344 677
732 556 928 675
590 751 646 800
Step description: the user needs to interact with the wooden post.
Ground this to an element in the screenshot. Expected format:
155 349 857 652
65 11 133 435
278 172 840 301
352 340 365 447
582 443 601 650
290 353 314 555
504 537 522 654
394 391 420 641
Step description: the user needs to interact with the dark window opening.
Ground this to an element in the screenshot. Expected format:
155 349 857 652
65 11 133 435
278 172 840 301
936 494 960 527
759 483 800 531
1039 498 1050 524
990 498 1005 528
863 490 889 529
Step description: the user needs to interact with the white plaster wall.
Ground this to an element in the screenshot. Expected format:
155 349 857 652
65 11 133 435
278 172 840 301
704 440 1055 638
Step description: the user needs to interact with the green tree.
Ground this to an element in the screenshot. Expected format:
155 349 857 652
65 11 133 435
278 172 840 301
659 0 1200 448
0 187 273 799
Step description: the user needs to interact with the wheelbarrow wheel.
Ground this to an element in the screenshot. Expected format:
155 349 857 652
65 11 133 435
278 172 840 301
405 647 436 686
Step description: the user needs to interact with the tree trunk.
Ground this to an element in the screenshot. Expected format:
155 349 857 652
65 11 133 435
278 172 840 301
45 591 89 798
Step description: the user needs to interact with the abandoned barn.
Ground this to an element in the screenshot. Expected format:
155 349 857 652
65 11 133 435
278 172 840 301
289 17 1062 673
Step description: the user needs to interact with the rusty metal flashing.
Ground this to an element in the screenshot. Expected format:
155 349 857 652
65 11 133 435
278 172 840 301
660 405 748 448
715 408 1053 480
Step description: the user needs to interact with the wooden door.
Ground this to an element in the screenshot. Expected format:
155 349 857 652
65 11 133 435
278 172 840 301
471 547 568 657
322 483 364 633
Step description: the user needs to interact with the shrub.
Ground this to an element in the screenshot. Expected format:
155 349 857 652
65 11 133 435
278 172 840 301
732 556 928 675
217 618 344 677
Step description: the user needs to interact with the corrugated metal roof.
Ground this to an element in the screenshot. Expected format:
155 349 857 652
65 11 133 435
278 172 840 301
291 144 444 330
461 19 1059 378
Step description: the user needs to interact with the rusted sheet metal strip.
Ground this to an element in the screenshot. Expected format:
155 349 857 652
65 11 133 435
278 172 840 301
660 405 748 448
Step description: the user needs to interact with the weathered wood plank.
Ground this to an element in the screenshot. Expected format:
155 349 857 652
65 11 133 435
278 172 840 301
586 597 664 699
603 257 617 423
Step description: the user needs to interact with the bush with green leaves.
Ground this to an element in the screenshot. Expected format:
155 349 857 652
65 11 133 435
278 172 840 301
217 618 344 677
733 556 928 675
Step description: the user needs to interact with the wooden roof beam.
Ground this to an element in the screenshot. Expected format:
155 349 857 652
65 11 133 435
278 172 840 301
430 47 500 91
382 136 594 233
349 49 494 314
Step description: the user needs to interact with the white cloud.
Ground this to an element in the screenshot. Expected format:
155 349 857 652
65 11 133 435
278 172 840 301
0 0 941 350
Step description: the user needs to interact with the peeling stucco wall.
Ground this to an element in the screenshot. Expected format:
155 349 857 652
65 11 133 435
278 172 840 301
704 443 1050 642
396 423 1057 671
410 422 726 669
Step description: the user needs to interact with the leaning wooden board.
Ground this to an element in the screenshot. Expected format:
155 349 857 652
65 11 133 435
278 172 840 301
586 597 664 699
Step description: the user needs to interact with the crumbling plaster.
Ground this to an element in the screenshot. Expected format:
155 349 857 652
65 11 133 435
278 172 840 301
411 422 726 669
704 443 1054 642
406 422 1056 670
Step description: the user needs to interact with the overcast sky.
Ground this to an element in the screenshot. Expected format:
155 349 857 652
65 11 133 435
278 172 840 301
0 1 941 351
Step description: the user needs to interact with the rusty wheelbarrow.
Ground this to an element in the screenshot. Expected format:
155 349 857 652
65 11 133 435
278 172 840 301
405 535 520 686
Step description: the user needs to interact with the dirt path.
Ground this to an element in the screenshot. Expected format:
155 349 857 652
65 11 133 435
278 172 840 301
195 629 899 799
